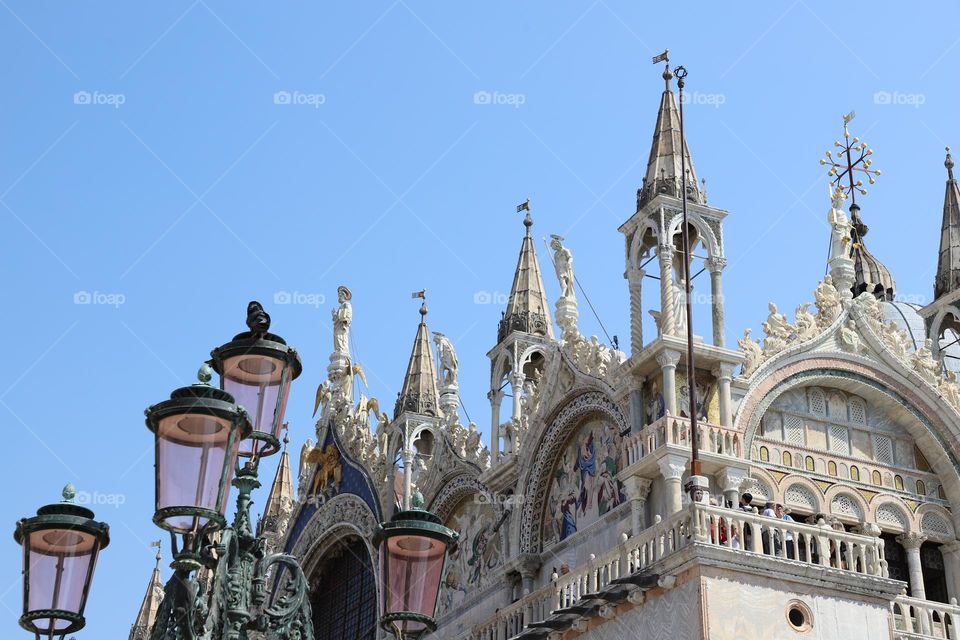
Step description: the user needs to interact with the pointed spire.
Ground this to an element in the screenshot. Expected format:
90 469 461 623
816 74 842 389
128 545 165 640
637 64 705 209
394 299 440 418
935 147 960 299
258 427 293 537
498 209 555 343
849 203 896 300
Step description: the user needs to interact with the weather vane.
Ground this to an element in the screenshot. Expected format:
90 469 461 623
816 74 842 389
820 111 881 208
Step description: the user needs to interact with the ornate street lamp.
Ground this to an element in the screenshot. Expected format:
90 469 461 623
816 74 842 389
14 485 110 639
145 365 251 550
210 301 302 460
144 302 313 640
374 509 458 639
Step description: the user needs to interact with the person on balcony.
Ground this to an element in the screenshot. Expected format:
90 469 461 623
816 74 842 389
774 503 795 559
761 502 780 556
738 493 754 550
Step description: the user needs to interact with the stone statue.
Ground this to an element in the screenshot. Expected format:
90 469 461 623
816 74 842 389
853 291 883 334
912 339 941 386
432 332 459 387
941 372 960 412
828 187 852 261
465 422 481 462
550 234 576 300
738 328 763 377
762 302 792 356
794 303 818 342
332 285 353 355
839 320 862 354
815 275 842 328
881 320 910 360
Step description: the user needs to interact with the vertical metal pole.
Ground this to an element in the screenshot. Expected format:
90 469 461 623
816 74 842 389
675 66 701 481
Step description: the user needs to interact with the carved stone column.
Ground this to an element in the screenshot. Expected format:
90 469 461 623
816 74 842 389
658 454 687 515
402 446 414 510
516 554 542 596
717 466 749 508
510 371 524 423
940 541 960 603
658 244 676 336
657 350 681 416
712 363 736 427
626 267 645 354
898 532 929 600
706 256 727 347
488 389 502 462
622 476 653 535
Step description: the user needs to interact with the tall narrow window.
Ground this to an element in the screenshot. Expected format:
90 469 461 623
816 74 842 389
828 424 850 455
312 538 378 640
784 415 804 446
874 435 895 466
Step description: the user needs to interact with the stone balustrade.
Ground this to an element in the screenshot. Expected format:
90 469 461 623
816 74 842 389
623 415 743 467
695 503 889 577
452 502 889 639
891 595 960 638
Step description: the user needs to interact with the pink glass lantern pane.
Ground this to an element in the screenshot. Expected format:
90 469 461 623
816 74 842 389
156 413 237 532
382 534 446 632
221 354 289 456
26 529 100 632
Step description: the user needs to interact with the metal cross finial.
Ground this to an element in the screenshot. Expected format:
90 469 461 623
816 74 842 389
820 112 881 208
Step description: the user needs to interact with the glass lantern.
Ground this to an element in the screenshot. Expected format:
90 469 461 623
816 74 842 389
145 370 251 535
374 510 458 639
210 326 301 460
14 487 110 638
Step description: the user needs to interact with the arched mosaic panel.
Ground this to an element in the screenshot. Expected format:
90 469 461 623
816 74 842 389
542 415 626 547
439 495 504 615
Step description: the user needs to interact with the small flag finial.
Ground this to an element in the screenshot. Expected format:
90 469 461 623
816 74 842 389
652 49 669 64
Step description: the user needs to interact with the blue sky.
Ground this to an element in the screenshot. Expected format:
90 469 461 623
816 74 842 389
1 1 957 636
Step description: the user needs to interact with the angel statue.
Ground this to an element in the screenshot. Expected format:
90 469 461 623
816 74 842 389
332 285 352 355
433 332 459 387
550 235 576 300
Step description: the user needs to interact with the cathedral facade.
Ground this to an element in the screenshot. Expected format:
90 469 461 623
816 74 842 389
135 65 960 639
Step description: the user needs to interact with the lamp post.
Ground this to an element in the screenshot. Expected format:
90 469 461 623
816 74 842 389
144 302 312 640
14 485 110 639
374 507 458 639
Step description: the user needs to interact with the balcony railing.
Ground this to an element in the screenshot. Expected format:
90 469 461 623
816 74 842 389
891 595 960 638
454 502 888 640
623 415 743 467
694 503 888 577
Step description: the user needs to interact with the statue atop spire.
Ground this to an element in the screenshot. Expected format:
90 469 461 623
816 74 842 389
820 112 894 300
